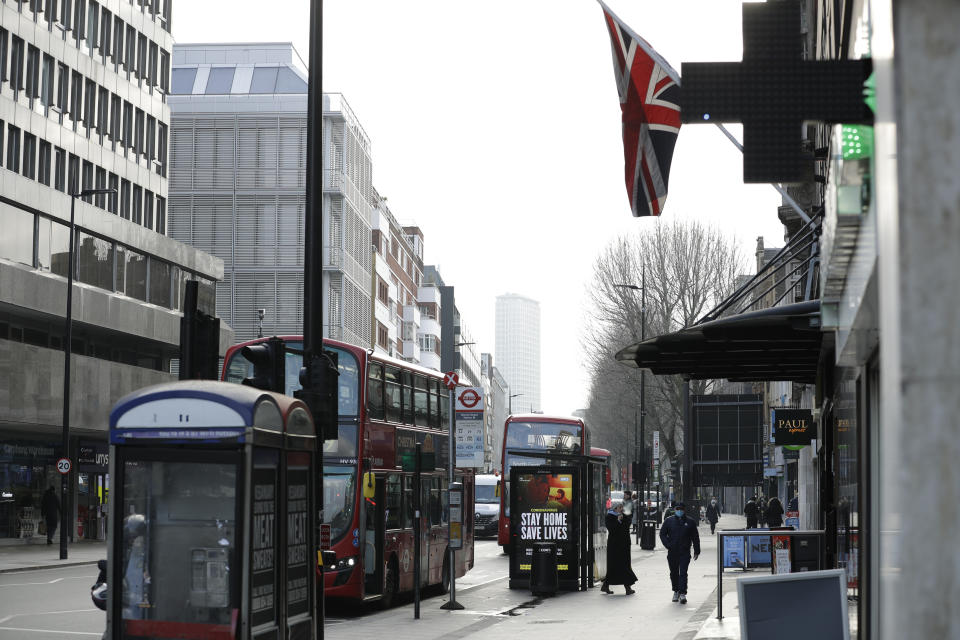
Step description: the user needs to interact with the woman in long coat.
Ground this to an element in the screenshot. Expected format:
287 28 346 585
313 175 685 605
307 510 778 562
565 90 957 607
601 503 637 595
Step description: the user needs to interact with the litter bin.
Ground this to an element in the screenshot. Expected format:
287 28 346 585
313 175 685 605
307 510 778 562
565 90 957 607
640 519 657 550
529 541 558 596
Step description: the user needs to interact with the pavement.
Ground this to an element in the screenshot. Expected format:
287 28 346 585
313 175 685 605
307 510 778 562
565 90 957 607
0 540 106 574
329 515 751 640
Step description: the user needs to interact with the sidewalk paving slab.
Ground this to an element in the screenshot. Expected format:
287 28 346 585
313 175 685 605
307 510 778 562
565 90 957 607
0 540 106 573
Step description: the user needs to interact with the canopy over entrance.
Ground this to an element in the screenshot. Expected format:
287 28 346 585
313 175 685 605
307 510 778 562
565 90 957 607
615 301 822 384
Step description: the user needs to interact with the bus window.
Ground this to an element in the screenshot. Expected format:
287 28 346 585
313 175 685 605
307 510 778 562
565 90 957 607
430 381 443 429
384 366 401 423
323 465 357 543
440 392 450 431
414 375 428 427
385 474 400 530
322 423 357 458
401 476 414 529
428 477 442 527
401 371 414 424
367 363 384 421
330 347 359 417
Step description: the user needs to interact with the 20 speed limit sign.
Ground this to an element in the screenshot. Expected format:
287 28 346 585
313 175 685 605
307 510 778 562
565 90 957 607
56 458 72 474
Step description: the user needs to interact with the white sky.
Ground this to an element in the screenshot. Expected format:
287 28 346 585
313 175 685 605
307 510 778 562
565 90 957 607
174 0 785 415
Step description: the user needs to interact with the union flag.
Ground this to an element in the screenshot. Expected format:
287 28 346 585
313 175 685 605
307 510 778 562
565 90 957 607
601 2 681 217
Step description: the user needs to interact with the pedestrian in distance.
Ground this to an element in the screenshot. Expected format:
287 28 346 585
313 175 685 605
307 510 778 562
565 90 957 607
757 495 768 527
601 503 637 595
743 496 759 529
706 498 721 534
659 501 700 604
41 486 59 545
789 493 799 512
766 496 785 528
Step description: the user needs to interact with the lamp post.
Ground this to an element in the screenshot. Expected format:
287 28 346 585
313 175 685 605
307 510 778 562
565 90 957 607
508 393 523 415
442 340 473 611
615 264 647 538
60 187 116 560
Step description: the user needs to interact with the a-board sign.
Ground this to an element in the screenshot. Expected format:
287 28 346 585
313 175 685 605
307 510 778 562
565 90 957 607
509 466 579 590
738 570 849 640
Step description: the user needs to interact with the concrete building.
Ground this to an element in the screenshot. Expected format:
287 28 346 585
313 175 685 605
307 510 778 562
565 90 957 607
418 266 443 371
482 352 508 472
168 43 372 347
495 293 541 412
424 265 481 384
0 1 225 543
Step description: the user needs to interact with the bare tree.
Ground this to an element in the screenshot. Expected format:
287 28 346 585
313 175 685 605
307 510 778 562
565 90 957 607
583 218 745 476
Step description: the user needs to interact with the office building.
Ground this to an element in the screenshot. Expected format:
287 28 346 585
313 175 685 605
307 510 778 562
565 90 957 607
0 1 225 542
168 43 372 346
495 293 540 412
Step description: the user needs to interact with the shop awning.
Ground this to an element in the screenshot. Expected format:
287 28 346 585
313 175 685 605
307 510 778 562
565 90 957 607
615 300 822 383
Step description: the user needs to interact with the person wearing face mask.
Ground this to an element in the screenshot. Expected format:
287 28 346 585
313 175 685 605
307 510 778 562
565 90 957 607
658 501 700 604
705 498 721 534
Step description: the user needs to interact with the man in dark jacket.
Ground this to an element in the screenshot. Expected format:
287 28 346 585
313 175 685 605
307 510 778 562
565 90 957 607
743 496 759 528
705 498 721 534
41 486 59 545
659 501 700 604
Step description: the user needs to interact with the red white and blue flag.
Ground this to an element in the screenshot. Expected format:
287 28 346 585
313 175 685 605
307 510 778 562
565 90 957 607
600 2 681 217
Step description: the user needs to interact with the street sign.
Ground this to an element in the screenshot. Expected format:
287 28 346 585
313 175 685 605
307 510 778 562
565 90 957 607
455 386 484 467
319 524 331 549
56 458 71 474
443 371 459 390
653 431 660 462
457 388 481 409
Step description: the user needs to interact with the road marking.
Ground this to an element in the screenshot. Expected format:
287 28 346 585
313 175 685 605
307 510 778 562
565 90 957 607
0 609 99 624
0 627 102 636
459 575 508 592
0 576 89 587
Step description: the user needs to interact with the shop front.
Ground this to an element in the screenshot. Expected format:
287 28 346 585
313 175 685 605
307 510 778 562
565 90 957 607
78 440 110 540
0 438 62 542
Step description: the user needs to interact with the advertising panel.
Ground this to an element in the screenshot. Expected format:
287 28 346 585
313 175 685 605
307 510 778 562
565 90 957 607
250 466 278 629
509 466 579 589
455 387 485 467
747 534 772 567
723 535 746 568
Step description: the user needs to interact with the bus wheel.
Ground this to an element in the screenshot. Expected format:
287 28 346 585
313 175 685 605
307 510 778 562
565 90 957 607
440 553 451 594
379 557 398 610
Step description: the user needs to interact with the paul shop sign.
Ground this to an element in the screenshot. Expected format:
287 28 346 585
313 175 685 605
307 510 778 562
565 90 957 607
773 409 814 447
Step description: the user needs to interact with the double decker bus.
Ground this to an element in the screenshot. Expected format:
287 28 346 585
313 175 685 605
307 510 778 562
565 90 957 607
497 414 588 554
222 336 474 608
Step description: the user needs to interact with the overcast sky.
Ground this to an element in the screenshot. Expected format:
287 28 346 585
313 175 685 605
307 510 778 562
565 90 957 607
174 0 785 415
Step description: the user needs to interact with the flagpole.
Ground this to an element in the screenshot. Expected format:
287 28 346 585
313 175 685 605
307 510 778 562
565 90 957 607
598 0 812 224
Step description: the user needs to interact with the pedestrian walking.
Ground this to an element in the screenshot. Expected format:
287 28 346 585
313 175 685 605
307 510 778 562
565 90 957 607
758 495 767 527
601 503 637 595
766 496 785 527
659 502 700 604
743 496 759 529
705 498 721 534
41 486 59 545
788 493 799 512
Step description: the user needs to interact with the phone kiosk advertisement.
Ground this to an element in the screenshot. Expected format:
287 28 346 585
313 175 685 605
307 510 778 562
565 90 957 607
108 381 318 640
509 466 579 590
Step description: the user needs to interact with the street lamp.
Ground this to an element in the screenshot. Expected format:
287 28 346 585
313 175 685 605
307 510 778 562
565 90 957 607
508 393 523 415
60 187 116 560
614 265 647 539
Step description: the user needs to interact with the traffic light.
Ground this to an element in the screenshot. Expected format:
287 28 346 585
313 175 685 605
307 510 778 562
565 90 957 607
241 337 286 392
295 350 339 440
632 461 646 484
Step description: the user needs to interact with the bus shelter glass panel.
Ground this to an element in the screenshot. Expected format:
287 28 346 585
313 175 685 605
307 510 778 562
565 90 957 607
119 455 239 630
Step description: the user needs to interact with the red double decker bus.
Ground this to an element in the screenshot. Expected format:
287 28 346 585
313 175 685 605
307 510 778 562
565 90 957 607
497 414 588 554
222 336 474 607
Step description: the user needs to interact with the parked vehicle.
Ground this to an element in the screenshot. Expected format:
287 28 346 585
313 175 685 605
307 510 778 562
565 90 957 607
475 474 500 538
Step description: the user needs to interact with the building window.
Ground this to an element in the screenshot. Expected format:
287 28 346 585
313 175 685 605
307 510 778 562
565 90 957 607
108 173 119 214
146 115 156 161
144 189 154 229
124 25 135 74
170 67 196 94
0 202 36 267
70 71 82 126
100 8 112 63
250 67 279 94
60 0 73 33
377 277 389 305
155 196 166 234
54 147 66 191
56 63 69 117
377 322 390 349
137 34 147 81
41 54 54 107
0 29 8 86
25 45 40 101
157 122 167 176
205 67 235 94
22 133 36 180
132 185 142 224
148 41 158 88
112 15 124 67
67 153 79 194
81 160 93 202
95 167 107 208
38 141 51 186
76 231 114 291
121 246 147 301
134 108 144 158
84 78 96 132
9 36 24 97
85 0 99 56
37 216 72 277
159 49 170 92
121 100 132 151
6 125 20 173
72 0 86 46
119 179 131 219
148 258 171 308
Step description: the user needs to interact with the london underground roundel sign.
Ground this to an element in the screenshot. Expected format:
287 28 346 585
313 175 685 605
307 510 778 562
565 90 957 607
458 388 481 409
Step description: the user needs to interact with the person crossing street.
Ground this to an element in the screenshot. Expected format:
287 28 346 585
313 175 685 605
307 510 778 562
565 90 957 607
658 501 700 604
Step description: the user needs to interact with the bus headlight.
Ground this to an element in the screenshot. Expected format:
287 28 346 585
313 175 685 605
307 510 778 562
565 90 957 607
333 555 358 571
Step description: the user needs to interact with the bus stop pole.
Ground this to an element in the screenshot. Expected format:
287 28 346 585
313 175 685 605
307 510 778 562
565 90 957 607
414 443 421 619
442 387 464 610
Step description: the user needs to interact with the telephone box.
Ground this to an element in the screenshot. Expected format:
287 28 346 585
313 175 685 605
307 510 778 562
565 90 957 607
107 381 317 640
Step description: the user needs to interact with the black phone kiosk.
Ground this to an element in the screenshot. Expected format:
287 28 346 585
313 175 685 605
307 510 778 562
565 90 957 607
108 380 318 640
